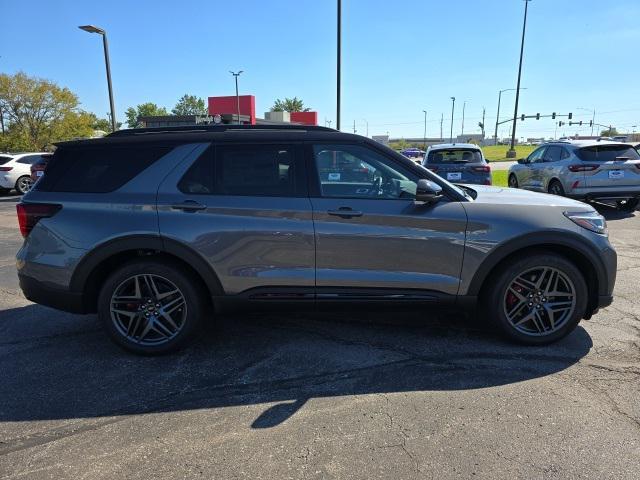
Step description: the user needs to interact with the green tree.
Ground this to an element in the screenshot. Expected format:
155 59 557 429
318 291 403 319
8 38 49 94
270 97 310 113
124 103 168 128
87 113 121 133
600 127 619 137
0 71 94 150
172 94 206 116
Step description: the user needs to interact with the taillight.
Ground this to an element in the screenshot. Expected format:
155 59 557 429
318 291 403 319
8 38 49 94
472 166 491 173
0 166 13 172
568 164 599 172
16 203 61 238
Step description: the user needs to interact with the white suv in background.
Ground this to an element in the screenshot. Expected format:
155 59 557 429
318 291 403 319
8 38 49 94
0 153 52 195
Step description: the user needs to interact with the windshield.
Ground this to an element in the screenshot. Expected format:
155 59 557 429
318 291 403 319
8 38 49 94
426 148 482 164
576 145 640 162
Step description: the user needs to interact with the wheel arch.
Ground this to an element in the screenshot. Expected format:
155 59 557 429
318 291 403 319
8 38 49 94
468 231 606 317
70 235 224 313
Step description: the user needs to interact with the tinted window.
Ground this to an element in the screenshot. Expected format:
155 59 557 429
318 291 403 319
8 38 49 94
544 146 563 162
576 145 640 162
0 155 13 165
36 145 171 193
313 144 417 199
178 147 213 194
17 155 47 164
426 148 482 164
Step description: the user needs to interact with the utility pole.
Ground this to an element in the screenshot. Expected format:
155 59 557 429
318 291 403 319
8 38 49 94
450 97 456 143
327 119 332 128
336 0 342 130
508 0 532 157
440 113 443 140
422 110 427 150
481 107 486 138
461 101 466 137
353 119 356 134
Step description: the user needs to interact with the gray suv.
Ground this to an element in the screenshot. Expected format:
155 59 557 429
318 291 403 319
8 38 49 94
508 140 640 211
16 125 616 354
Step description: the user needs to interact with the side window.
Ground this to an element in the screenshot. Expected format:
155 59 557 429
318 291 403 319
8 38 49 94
17 155 39 164
527 147 546 163
177 146 214 194
544 146 562 162
214 144 301 197
36 145 172 193
313 144 418 200
560 148 571 160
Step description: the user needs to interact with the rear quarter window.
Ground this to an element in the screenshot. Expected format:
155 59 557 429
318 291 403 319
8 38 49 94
0 155 13 165
35 145 172 193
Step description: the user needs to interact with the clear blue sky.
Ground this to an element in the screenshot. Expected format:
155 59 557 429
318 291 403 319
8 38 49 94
2 0 639 139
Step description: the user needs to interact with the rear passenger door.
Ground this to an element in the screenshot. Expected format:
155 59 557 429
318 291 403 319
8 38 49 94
539 145 566 190
521 146 546 190
157 142 316 296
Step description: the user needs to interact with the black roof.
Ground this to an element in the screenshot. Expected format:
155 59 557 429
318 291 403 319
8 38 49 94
55 124 362 147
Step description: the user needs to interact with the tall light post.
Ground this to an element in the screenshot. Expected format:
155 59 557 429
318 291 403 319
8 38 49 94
422 110 427 150
577 107 596 136
336 0 342 130
79 25 117 132
507 0 532 158
229 70 243 124
494 88 527 144
362 119 369 137
461 101 466 137
449 97 456 143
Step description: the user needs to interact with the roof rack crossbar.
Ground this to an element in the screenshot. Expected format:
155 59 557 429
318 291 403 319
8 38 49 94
108 124 336 137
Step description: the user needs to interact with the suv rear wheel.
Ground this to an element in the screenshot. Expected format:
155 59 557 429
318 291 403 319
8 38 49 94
616 198 639 212
508 174 518 188
484 253 587 345
97 259 206 355
548 179 565 196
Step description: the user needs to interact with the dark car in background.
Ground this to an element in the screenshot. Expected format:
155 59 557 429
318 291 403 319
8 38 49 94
30 154 52 182
422 143 491 185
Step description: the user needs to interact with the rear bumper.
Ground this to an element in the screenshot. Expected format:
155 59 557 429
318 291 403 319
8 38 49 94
18 274 87 314
569 188 640 201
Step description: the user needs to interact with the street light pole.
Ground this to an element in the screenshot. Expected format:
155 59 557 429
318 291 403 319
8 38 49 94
450 97 456 143
79 25 117 131
229 71 243 124
461 101 466 137
362 119 369 137
336 0 341 131
508 0 532 158
422 110 427 150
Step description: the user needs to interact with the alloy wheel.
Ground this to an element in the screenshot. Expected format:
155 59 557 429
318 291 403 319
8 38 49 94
110 274 187 346
503 266 576 336
17 176 34 194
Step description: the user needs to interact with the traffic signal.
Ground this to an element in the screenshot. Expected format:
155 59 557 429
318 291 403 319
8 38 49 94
579 121 583 126
568 112 573 120
521 114 525 121
589 120 593 127
536 113 540 120
559 121 564 126
552 112 556 119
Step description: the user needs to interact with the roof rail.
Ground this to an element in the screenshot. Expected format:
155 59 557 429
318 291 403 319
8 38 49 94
108 124 336 137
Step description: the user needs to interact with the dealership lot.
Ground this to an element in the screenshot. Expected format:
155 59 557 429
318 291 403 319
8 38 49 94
0 195 639 478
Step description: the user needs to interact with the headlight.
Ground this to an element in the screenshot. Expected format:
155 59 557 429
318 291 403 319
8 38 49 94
563 210 607 235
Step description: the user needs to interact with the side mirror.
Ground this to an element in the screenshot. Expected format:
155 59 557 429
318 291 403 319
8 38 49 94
415 179 443 204
485 158 491 163
517 158 527 164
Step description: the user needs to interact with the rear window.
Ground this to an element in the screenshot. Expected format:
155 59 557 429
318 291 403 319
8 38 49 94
35 145 171 193
0 155 13 165
576 145 640 162
426 149 482 164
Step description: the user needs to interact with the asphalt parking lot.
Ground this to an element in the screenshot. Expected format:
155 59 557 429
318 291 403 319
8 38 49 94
0 194 639 479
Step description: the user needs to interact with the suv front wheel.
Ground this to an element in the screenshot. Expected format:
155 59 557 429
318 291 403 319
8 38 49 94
484 253 587 345
98 259 206 355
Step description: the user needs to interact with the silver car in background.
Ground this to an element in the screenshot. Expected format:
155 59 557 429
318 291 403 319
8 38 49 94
508 140 640 211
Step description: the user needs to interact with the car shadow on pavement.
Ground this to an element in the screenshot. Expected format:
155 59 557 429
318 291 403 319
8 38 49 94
0 304 592 431
593 203 637 221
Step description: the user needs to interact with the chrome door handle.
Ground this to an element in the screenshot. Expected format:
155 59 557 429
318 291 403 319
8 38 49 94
171 200 207 212
327 208 363 218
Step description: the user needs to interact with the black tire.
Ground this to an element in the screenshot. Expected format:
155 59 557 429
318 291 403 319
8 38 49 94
483 253 588 345
616 198 639 212
508 174 519 188
15 175 33 195
548 179 565 196
97 258 207 355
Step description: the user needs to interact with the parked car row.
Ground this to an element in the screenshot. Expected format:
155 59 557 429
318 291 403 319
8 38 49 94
0 152 52 195
16 125 615 354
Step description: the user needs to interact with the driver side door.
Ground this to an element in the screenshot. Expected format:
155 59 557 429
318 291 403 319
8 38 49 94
308 143 467 298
